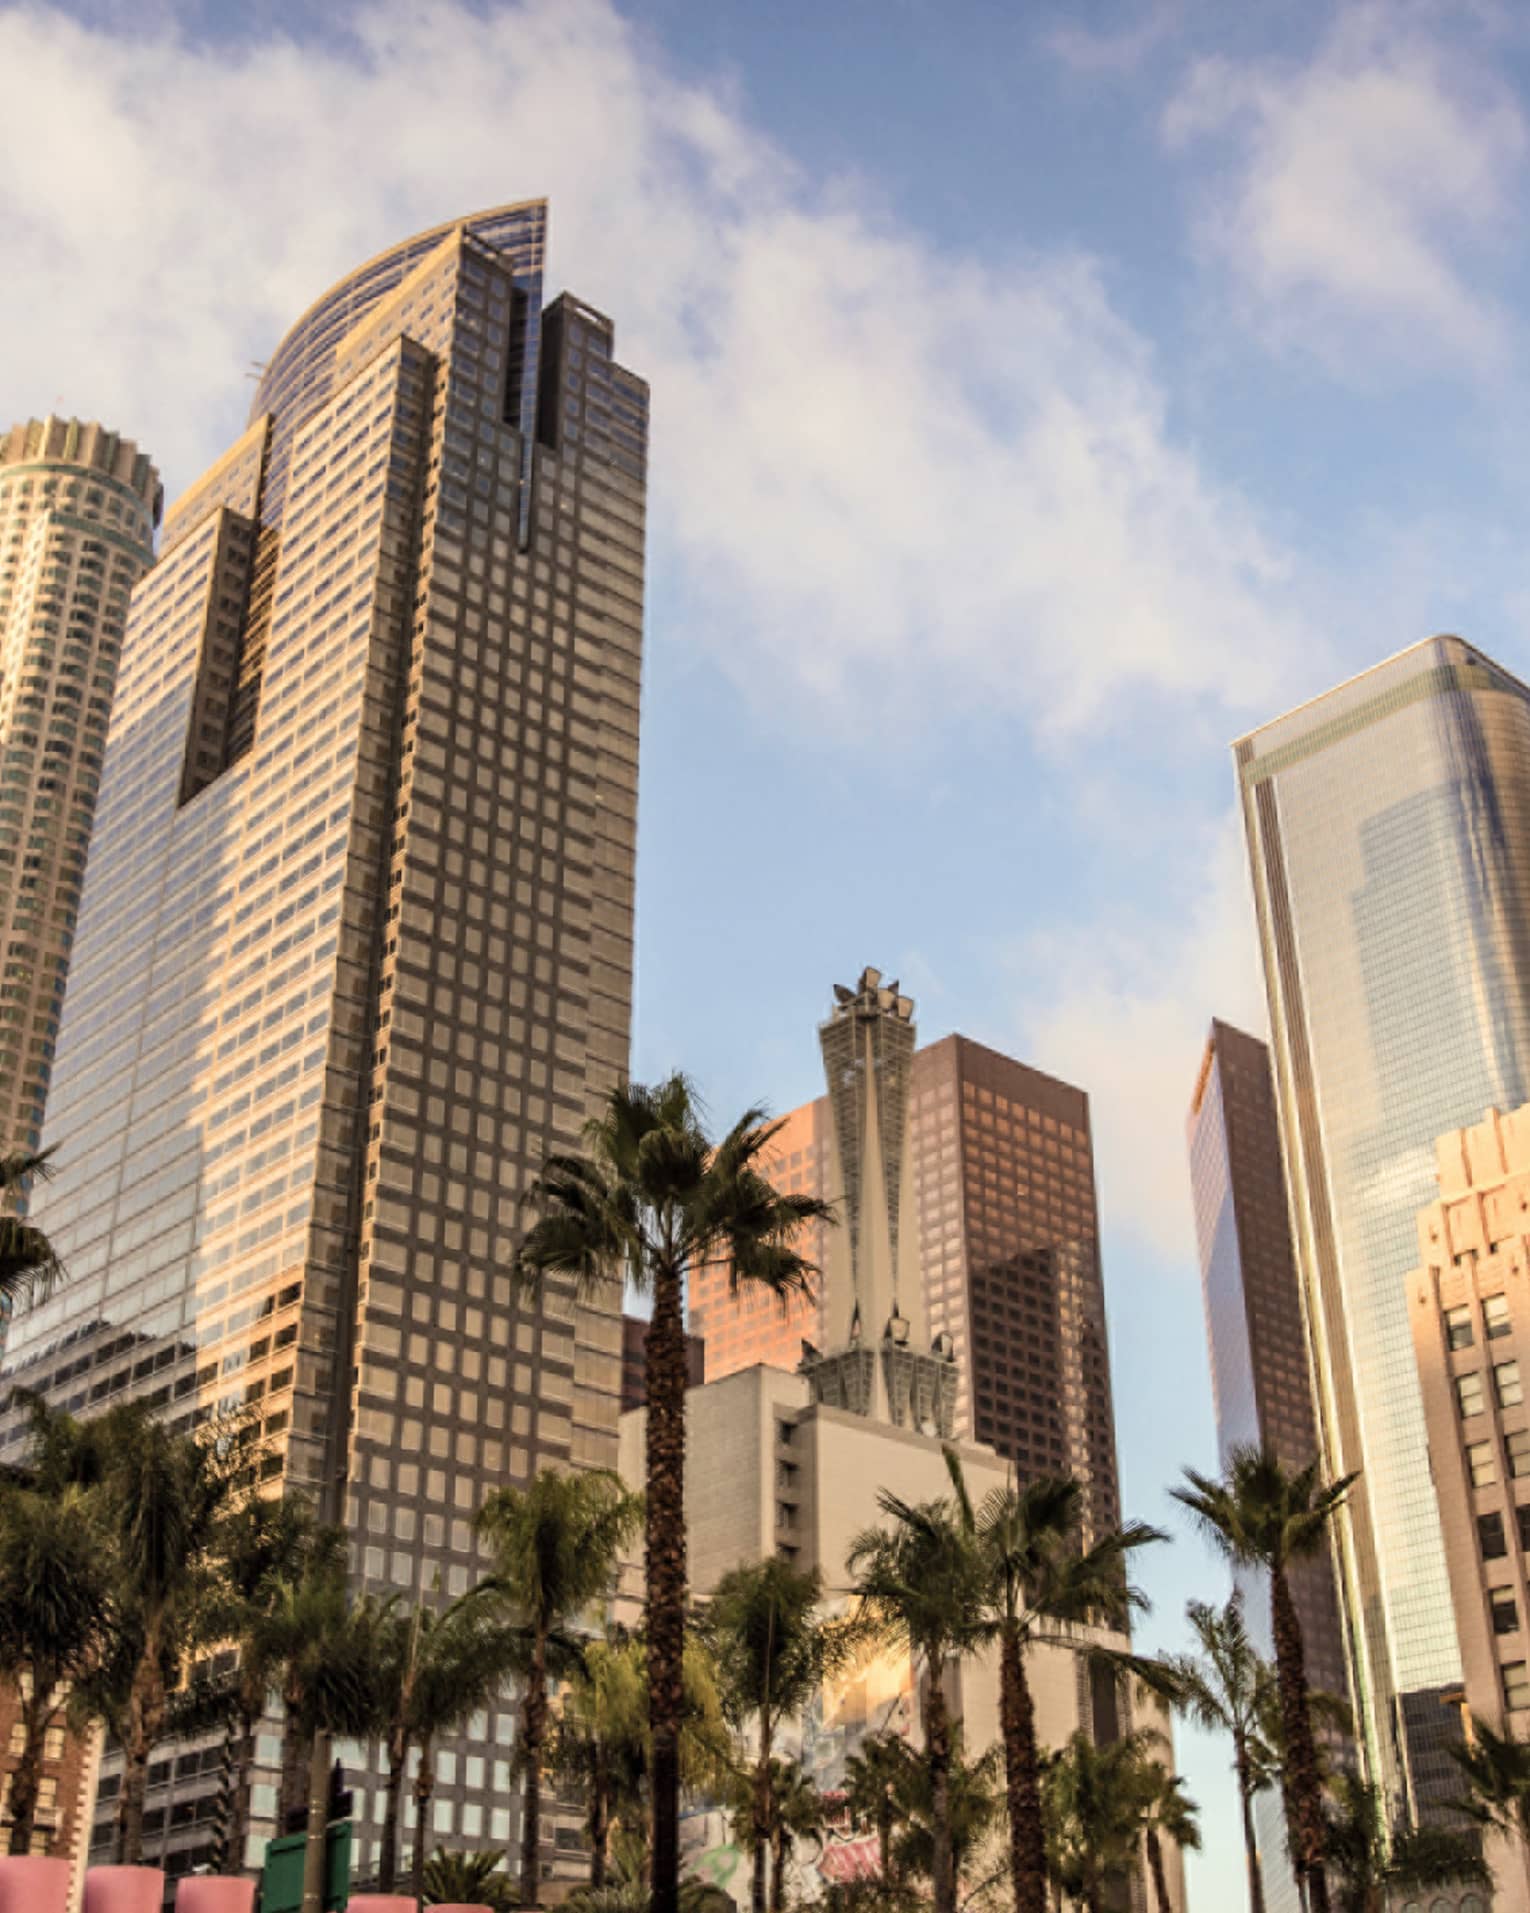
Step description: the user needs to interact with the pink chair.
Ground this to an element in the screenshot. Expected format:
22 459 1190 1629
175 1882 257 1913
0 1854 71 1913
82 1867 166 1913
430 1905 494 1911
345 1899 418 1912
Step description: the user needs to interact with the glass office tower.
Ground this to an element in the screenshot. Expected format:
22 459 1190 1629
1237 635 1530 1818
0 201 646 1885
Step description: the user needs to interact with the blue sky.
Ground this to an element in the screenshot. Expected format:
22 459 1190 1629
9 0 1530 1899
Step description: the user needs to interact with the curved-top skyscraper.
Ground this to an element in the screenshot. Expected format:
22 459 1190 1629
0 202 648 1886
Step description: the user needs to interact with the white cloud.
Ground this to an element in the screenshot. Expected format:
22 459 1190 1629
1011 811 1267 1264
0 0 1313 740
1045 1 1183 78
1165 1 1528 375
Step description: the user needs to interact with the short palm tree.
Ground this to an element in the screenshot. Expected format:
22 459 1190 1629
476 1466 644 1908
1133 1759 1200 1913
1323 1769 1488 1913
1453 1716 1530 1877
0 1151 60 1306
552 1630 651 1888
1173 1446 1356 1913
948 1455 1164 1913
889 1728 1001 1904
0 1479 113 1853
421 1844 516 1909
1042 1729 1153 1913
768 1759 829 1913
1153 1595 1279 1913
703 1556 857 1913
513 1074 830 1913
847 1486 989 1913
373 1592 526 1897
843 1730 914 1885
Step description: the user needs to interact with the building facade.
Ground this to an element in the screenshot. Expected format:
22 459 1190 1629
0 1686 100 1910
0 418 160 1156
1187 1019 1352 1911
1237 634 1530 1820
619 1312 704 1413
1408 1102 1530 1912
0 202 646 1889
691 1032 1121 1540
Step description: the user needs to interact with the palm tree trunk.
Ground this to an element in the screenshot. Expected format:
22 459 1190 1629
1271 1567 1329 1913
1000 1625 1047 1913
589 1759 610 1891
751 1730 773 1913
877 1804 892 1884
520 1626 549 1909
1145 1827 1173 1913
6 1686 51 1855
379 1726 408 1893
924 1664 956 1913
116 1641 167 1865
410 1733 437 1905
1234 1746 1267 1913
646 1254 689 1913
300 1732 330 1913
770 1826 787 1913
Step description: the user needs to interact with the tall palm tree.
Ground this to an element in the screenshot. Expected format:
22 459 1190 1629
512 1074 830 1913
847 1486 989 1913
0 1151 60 1307
703 1556 857 1913
1173 1446 1356 1913
0 1480 113 1853
1453 1716 1530 1881
949 1455 1164 1913
1132 1760 1200 1913
1153 1595 1278 1913
843 1731 914 1886
1042 1729 1153 1913
372 1591 525 1896
476 1466 644 1908
1323 1769 1488 1913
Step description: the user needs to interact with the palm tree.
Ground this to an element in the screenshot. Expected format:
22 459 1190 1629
372 1591 525 1897
1173 1446 1356 1913
1453 1716 1530 1885
1323 1769 1488 1913
421 1844 516 1909
476 1466 644 1908
768 1759 828 1913
1153 1595 1278 1913
889 1727 1001 1904
0 1151 60 1307
513 1074 830 1913
1133 1760 1200 1913
0 1479 113 1853
703 1556 857 1913
843 1731 914 1885
847 1486 989 1913
1042 1730 1153 1913
949 1456 1163 1913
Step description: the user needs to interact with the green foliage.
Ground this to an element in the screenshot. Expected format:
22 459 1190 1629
1172 1445 1357 1576
888 1729 1001 1889
475 1467 643 1647
1324 1769 1488 1913
0 1151 61 1306
1453 1714 1530 1848
1042 1728 1161 1908
421 1844 516 1908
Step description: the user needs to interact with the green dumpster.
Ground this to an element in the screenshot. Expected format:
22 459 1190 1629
258 1821 352 1912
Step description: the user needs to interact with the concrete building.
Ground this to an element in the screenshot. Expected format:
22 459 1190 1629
0 418 159 1156
0 201 645 1890
1408 1102 1530 1913
1187 1019 1352 1912
1237 634 1530 1822
0 1686 100 1909
690 1032 1121 1540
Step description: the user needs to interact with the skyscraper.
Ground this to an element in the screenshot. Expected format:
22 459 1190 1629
0 202 646 1886
0 418 160 1155
1187 1018 1351 1912
690 1029 1122 1540
1237 633 1530 1819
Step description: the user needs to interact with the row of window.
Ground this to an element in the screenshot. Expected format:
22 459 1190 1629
1456 1360 1522 1417
1446 1294 1511 1349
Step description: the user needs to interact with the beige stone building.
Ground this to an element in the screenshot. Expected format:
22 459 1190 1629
1408 1101 1530 1913
0 418 159 1156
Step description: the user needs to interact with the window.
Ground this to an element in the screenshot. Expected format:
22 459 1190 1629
1447 1305 1475 1350
1492 1588 1520 1635
1480 1511 1508 1559
1498 1361 1524 1409
1504 1660 1530 1710
1458 1372 1487 1418
1469 1440 1498 1486
1509 1431 1530 1480
1486 1294 1512 1339
1517 1504 1530 1552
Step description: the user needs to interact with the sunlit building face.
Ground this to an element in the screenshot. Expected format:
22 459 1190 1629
0 202 646 1885
1238 634 1530 1822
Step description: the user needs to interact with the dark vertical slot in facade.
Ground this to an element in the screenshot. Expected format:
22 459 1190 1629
535 298 567 451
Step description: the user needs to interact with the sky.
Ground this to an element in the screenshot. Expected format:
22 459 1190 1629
7 0 1530 1899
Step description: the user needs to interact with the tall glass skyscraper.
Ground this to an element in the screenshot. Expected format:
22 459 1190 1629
1237 634 1530 1819
0 202 647 1886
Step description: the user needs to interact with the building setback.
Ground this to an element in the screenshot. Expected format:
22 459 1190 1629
1237 634 1530 1822
1408 1102 1530 1913
0 418 159 1156
0 202 645 1890
690 1034 1121 1541
1187 1018 1352 1913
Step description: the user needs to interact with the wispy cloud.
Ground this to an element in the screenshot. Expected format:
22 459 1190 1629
0 0 1313 743
1045 0 1184 78
1164 1 1527 377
